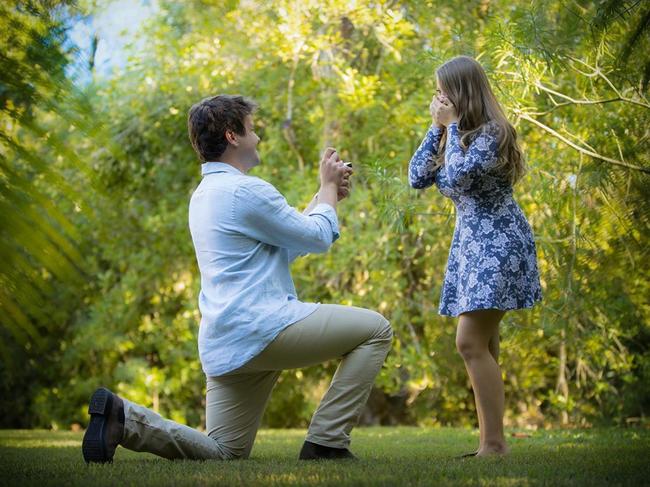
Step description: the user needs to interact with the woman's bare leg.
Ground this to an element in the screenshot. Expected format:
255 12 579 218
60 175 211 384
456 309 508 456
488 329 500 362
476 329 501 449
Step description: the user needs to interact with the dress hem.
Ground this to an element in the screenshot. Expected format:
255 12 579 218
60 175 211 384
438 298 542 318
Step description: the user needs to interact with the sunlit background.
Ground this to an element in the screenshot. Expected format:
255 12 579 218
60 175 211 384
1 0 648 432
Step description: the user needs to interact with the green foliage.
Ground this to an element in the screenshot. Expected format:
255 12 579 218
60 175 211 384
0 0 100 426
2 0 649 429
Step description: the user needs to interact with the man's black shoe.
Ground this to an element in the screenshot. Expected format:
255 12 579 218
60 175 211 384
82 387 125 463
298 440 356 460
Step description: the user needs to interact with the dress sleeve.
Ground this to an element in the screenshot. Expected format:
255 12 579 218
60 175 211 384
408 125 444 189
235 179 340 254
444 122 499 187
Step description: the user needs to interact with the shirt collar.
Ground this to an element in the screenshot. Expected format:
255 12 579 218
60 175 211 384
201 162 244 176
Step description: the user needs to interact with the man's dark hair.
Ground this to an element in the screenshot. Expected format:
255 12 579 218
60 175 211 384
187 95 257 161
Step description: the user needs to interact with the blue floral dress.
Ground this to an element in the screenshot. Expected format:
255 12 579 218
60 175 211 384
408 122 542 317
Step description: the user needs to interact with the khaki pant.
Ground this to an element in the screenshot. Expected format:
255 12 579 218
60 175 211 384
120 304 392 460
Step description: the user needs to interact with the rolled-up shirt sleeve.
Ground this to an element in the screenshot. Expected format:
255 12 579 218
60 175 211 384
235 178 340 254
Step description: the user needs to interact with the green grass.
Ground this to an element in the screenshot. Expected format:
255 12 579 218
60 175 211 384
1 427 649 486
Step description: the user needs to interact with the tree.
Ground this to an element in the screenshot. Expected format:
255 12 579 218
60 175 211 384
3 0 648 428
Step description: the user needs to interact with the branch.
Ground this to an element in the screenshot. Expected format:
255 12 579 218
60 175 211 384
527 98 623 116
516 112 650 174
499 58 650 111
535 80 650 110
283 42 306 172
566 55 650 105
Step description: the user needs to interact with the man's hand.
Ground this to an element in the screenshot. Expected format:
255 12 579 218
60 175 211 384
320 148 352 190
337 172 351 201
319 147 353 208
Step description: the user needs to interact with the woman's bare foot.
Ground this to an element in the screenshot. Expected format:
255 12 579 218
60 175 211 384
476 442 509 457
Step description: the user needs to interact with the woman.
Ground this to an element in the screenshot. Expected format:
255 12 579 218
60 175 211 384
408 56 542 456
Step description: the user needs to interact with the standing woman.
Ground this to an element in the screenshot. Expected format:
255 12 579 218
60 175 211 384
408 56 542 456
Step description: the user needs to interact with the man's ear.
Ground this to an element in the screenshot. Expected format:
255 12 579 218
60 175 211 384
225 130 238 147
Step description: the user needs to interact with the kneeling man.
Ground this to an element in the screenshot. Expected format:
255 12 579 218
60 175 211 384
82 95 392 462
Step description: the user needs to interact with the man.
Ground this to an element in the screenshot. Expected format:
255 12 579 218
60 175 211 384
82 94 392 463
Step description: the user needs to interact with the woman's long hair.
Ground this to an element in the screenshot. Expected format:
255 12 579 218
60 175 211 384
434 56 526 185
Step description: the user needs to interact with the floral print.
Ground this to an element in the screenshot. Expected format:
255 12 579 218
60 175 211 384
409 122 542 317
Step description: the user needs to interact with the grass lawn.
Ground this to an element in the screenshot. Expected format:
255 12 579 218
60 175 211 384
1 427 648 486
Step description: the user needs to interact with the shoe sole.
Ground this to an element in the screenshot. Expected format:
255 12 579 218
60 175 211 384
82 387 114 463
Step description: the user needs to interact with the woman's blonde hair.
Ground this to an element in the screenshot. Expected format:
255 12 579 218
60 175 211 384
435 56 526 185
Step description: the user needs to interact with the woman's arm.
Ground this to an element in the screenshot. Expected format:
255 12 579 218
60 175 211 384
408 125 444 189
444 122 499 187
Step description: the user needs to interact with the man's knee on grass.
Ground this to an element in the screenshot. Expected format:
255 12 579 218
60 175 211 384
207 433 253 460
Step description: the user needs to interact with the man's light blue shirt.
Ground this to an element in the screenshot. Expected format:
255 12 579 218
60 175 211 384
188 162 340 377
